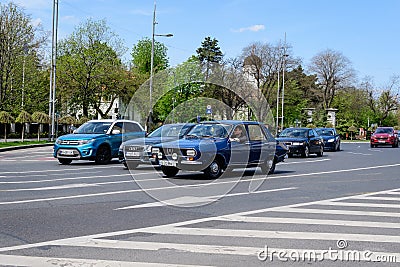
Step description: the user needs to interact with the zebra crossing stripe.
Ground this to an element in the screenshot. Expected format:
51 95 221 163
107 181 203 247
0 254 212 267
218 215 400 228
144 226 400 243
275 207 400 217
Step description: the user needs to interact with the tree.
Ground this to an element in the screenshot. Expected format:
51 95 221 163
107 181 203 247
16 110 32 142
196 37 223 64
57 18 127 118
0 2 46 114
365 76 399 126
308 49 355 109
131 37 169 74
32 112 50 141
0 111 15 142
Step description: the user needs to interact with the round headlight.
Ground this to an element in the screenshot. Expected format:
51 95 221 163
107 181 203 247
172 153 178 160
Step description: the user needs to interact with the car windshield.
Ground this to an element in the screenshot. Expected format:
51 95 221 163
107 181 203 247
187 123 232 138
279 128 307 138
75 122 112 134
316 129 334 136
148 124 191 138
375 128 392 134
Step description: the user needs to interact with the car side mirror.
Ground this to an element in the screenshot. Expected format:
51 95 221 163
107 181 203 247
112 129 121 135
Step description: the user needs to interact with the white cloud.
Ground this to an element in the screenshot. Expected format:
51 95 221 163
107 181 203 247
232 24 266 33
30 18 42 27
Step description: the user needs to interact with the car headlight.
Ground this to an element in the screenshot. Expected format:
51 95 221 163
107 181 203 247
144 145 152 153
292 142 304 146
152 147 160 154
55 139 62 144
327 138 335 143
78 139 95 145
186 149 197 156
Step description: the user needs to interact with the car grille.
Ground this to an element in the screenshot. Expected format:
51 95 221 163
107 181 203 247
377 137 389 140
126 146 144 152
60 140 80 145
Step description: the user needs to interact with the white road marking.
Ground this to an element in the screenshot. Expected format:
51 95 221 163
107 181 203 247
317 201 400 209
346 152 372 156
116 187 297 210
220 215 400 228
1 163 400 205
0 164 123 174
0 183 100 192
356 196 400 201
280 158 331 165
48 239 400 263
144 226 400 243
276 207 400 218
0 254 211 267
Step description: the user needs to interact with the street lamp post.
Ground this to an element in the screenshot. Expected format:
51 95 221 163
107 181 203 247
148 0 172 131
49 0 58 141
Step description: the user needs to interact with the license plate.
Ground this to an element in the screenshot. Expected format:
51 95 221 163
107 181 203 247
60 149 74 155
378 140 386 143
126 151 140 157
159 160 177 167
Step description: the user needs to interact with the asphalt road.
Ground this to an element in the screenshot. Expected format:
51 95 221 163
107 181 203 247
0 143 399 266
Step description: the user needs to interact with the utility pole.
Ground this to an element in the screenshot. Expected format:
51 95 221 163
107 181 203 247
49 0 58 141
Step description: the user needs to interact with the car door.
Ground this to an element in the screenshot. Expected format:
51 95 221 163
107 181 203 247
247 124 272 164
229 124 250 165
308 129 320 153
109 122 124 156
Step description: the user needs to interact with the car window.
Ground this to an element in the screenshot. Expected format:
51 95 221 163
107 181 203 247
75 122 112 134
375 128 392 134
316 129 334 136
247 124 266 141
112 122 123 133
279 128 307 138
189 124 232 138
123 122 142 133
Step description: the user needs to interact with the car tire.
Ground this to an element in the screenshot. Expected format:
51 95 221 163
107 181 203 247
58 158 72 165
302 146 310 158
161 166 179 177
336 142 341 151
204 159 223 179
261 158 276 175
95 145 112 164
287 153 293 158
316 146 324 157
370 143 375 148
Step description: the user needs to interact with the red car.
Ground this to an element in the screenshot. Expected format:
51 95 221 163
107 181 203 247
370 127 399 148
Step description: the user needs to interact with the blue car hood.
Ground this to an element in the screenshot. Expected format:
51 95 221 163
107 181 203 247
57 133 107 140
157 137 227 150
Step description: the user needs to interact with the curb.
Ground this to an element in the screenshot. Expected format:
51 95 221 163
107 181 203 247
0 143 53 152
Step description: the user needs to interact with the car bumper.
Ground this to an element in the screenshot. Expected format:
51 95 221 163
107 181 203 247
54 145 96 159
287 145 306 155
323 142 336 150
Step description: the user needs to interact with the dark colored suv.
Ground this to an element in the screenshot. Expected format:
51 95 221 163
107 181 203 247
151 120 277 178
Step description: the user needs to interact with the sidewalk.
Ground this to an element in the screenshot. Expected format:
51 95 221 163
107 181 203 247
0 139 54 152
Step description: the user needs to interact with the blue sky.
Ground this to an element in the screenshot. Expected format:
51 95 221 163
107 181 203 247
15 0 400 87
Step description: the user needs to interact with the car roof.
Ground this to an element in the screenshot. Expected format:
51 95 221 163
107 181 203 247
87 119 140 123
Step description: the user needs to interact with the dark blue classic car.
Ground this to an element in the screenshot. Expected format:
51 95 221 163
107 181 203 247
315 127 341 151
151 121 277 178
119 123 196 169
276 127 324 158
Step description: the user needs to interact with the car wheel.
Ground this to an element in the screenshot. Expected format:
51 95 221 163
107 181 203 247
302 146 310 158
287 153 293 158
261 158 276 175
370 143 375 148
161 166 179 177
204 159 223 179
58 158 72 165
336 142 341 151
126 161 139 170
95 145 112 164
316 146 324 157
